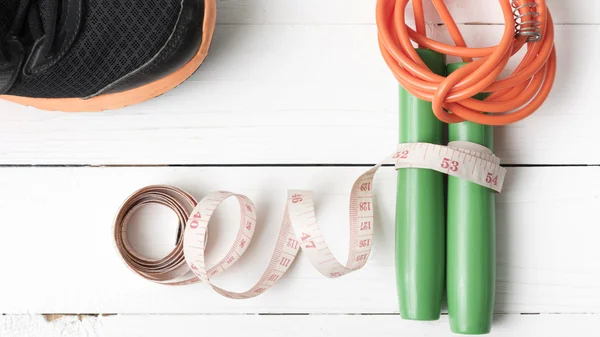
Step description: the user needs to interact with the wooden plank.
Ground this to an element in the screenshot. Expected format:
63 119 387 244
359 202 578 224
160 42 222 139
1 314 598 337
0 166 597 313
0 25 594 165
216 0 598 25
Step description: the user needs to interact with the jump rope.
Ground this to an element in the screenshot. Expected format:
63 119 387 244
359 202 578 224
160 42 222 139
114 1 555 334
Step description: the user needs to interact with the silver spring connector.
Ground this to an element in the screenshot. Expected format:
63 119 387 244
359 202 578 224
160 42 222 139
512 1 542 42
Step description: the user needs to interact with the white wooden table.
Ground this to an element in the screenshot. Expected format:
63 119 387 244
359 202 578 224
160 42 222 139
1 1 599 336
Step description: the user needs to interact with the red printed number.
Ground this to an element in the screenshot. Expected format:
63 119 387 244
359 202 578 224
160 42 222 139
189 212 202 229
246 205 253 212
287 238 299 249
360 182 371 191
360 221 371 230
280 257 291 267
301 233 316 248
246 220 253 230
359 202 371 211
359 239 371 248
292 194 303 204
355 253 368 262
393 150 409 159
441 158 459 172
268 274 280 282
486 173 499 186
304 241 316 249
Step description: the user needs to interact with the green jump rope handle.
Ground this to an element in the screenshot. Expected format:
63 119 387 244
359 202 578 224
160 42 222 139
446 62 496 334
396 49 446 321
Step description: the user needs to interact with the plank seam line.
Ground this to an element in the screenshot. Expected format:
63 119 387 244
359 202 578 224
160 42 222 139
6 313 599 316
211 23 600 27
0 164 598 168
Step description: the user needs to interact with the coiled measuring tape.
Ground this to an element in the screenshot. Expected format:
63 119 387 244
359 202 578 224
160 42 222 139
114 142 506 299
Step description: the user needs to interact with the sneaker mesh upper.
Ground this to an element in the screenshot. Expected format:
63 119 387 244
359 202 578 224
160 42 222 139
0 1 20 37
6 0 181 98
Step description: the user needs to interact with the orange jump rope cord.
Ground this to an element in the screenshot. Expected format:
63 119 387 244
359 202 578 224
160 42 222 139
376 0 557 126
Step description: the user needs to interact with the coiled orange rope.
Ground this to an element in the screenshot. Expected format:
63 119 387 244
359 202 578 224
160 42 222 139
376 0 556 126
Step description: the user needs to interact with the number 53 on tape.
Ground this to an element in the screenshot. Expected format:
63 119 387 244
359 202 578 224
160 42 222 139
394 141 506 192
114 142 506 299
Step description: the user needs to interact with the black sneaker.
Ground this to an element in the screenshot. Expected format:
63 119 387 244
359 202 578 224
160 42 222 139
0 0 216 112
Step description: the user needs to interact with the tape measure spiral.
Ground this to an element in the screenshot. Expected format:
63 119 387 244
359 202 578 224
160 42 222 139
114 142 506 299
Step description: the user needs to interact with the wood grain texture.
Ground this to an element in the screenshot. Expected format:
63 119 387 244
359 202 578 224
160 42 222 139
0 24 594 165
215 0 597 24
1 314 599 337
0 2 595 336
0 167 597 314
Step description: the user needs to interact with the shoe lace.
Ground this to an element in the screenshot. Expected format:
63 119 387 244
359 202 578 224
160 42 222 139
0 0 59 64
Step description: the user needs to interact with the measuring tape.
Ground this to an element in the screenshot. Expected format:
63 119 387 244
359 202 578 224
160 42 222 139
114 141 506 299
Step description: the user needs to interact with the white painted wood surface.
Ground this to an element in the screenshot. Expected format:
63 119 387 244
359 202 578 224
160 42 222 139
0 166 598 314
214 0 599 24
2 314 599 337
1 0 597 336
0 10 598 165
